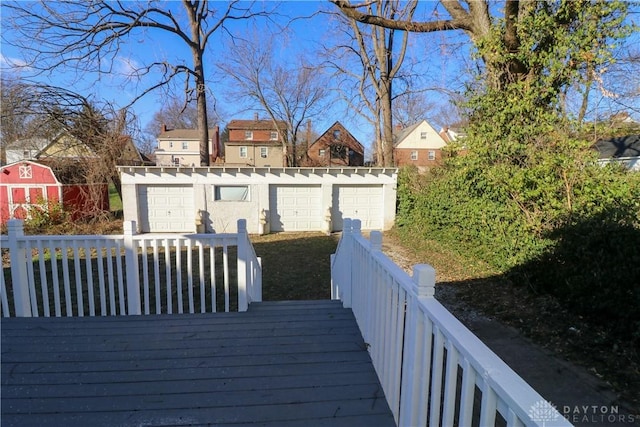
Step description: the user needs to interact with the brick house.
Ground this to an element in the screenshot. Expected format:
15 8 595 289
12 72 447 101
393 120 450 168
307 122 364 167
224 119 287 167
154 126 220 167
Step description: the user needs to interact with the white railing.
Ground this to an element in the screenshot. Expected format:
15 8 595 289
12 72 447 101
1 218 261 317
331 219 571 427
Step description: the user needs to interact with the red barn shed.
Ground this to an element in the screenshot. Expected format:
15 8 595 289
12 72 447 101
0 160 109 224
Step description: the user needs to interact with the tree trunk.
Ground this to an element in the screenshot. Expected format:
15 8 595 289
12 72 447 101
380 79 394 166
186 2 210 166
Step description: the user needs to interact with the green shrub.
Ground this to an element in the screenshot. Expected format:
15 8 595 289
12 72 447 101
24 199 69 234
512 215 640 342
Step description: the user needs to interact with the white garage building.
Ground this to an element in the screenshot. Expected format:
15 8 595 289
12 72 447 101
118 167 398 234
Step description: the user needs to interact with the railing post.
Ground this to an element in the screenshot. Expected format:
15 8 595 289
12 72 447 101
370 230 382 251
254 257 262 303
7 219 31 317
237 219 248 312
124 221 141 315
341 218 353 308
413 264 436 298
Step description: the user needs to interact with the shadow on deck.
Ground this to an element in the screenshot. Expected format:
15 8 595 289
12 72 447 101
1 300 394 427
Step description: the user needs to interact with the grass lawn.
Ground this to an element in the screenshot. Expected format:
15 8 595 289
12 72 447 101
250 232 339 301
109 184 122 213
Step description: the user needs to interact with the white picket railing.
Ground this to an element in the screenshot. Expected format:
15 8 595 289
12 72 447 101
1 218 261 317
331 219 571 427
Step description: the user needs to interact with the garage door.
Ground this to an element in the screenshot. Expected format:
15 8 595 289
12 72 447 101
332 185 384 231
139 185 195 233
269 185 323 232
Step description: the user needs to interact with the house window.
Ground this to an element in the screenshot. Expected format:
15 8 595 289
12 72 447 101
214 185 250 201
240 146 248 158
410 151 418 161
182 142 188 150
333 130 341 139
420 132 427 139
330 144 347 159
319 149 326 157
260 147 268 158
169 141 174 148
428 150 436 161
245 131 253 140
270 131 278 141
172 156 180 166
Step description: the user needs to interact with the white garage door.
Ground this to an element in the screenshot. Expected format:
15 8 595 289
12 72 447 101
269 185 323 232
139 185 195 233
333 185 384 231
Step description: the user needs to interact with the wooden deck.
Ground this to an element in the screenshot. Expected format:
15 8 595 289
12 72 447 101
1 300 394 427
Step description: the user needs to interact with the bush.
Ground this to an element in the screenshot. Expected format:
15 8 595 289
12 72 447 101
24 199 70 234
512 215 640 342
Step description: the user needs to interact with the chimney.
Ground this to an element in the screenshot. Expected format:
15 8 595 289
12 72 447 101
254 112 259 121
161 123 167 133
306 119 312 143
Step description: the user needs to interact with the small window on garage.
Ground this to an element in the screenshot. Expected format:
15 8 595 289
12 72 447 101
214 186 250 201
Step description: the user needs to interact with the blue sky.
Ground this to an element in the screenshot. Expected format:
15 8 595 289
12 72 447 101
2 1 638 152
0 1 468 151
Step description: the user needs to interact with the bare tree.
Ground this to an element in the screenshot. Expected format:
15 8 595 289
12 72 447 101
3 1 270 166
144 95 222 138
220 34 331 166
330 0 630 101
325 0 414 166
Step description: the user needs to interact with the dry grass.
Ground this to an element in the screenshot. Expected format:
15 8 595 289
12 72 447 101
250 232 339 301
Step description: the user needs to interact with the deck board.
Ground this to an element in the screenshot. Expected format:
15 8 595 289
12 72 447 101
1 300 395 427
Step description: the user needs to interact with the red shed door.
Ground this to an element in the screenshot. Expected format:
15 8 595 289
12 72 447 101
9 186 45 219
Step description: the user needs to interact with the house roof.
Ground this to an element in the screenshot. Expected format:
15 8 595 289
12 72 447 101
393 122 422 146
158 129 217 140
36 132 98 159
594 135 640 159
309 121 364 153
227 120 287 131
393 120 448 149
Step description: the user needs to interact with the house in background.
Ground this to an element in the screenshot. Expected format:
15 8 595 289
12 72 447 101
393 119 451 169
2 137 50 165
594 134 640 171
307 122 364 167
224 118 287 167
154 125 221 167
